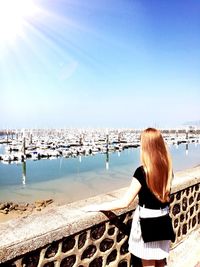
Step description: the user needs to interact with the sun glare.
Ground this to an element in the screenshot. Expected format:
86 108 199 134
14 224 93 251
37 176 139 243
0 0 40 43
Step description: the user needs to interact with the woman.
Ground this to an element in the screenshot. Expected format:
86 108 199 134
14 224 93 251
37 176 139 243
84 128 173 267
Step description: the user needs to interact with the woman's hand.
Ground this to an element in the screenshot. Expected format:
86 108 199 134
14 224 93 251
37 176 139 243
81 204 100 212
80 177 141 213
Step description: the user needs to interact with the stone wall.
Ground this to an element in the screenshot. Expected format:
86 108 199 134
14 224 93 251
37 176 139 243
0 167 200 267
171 183 200 245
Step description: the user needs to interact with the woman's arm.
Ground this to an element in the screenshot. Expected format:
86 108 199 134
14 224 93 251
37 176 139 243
83 178 141 211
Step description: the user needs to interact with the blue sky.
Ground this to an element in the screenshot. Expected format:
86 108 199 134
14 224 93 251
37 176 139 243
1 0 200 129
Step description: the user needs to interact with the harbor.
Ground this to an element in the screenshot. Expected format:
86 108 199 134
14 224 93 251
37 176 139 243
0 0 199 265
0 128 199 163
0 127 200 207
0 128 141 163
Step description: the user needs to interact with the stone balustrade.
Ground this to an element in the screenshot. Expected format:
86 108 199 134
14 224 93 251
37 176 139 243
0 166 199 267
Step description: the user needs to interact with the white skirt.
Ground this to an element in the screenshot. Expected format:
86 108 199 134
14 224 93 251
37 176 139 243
128 205 170 260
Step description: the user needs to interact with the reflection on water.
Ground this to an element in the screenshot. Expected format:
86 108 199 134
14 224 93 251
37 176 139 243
106 151 109 170
22 161 26 186
0 143 199 203
186 143 189 156
0 144 5 154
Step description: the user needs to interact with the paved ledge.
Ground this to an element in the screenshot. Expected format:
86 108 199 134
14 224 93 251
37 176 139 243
0 166 199 263
172 166 200 193
0 189 137 263
168 228 200 267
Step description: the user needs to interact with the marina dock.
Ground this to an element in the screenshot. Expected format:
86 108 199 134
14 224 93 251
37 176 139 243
0 128 199 164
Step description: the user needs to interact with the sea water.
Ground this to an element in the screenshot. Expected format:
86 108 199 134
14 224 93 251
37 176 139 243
0 143 199 203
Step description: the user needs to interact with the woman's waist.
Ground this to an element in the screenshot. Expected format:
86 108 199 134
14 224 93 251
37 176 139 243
139 205 169 218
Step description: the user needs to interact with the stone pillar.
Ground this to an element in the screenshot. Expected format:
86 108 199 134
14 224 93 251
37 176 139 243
186 129 189 140
176 129 178 138
118 131 121 143
106 130 109 153
22 137 26 158
6 130 8 144
80 134 83 146
30 130 33 144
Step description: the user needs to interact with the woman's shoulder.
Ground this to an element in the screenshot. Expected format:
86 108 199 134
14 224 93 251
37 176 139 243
134 165 144 175
133 165 145 181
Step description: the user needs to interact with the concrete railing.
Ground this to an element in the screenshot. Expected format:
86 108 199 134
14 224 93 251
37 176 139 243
0 167 199 267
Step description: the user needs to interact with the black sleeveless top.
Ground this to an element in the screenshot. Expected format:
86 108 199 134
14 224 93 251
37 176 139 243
133 166 169 209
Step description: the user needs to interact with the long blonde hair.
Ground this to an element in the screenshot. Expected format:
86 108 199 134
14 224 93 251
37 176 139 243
140 128 172 202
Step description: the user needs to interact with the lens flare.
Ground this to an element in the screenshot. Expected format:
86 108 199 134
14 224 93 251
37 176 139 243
0 0 40 43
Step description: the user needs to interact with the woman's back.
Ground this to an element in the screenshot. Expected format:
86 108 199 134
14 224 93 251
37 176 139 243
133 166 170 209
140 128 172 203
